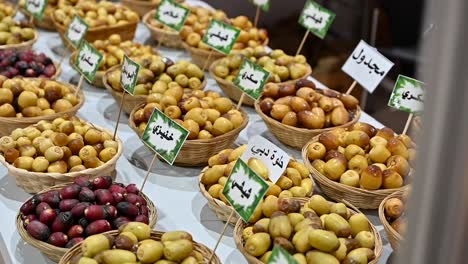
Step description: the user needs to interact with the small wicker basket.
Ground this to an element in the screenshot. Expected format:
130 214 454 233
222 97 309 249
19 7 56 31
254 90 361 149
16 182 157 262
209 59 312 107
129 102 249 166
0 122 123 193
198 160 314 226
233 198 383 264
378 190 404 250
52 11 139 51
121 0 184 18
0 79 84 136
102 63 207 115
0 29 38 51
143 10 183 49
301 135 410 209
58 229 221 264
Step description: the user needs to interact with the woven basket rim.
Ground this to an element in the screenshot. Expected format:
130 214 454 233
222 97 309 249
209 56 313 87
129 101 249 144
101 61 208 97
378 190 405 243
0 27 38 50
254 92 362 135
16 182 158 258
51 6 140 33
142 10 179 36
0 120 123 178
58 229 221 264
301 133 411 197
0 78 84 124
233 197 383 264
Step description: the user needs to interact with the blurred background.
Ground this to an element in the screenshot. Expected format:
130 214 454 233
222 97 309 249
205 0 425 133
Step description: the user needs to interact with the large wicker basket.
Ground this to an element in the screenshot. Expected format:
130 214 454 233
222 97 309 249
0 79 84 136
301 135 410 209
19 7 56 30
0 122 123 193
209 59 312 107
143 10 183 49
378 190 404 250
16 182 157 263
198 160 314 226
129 103 249 166
102 62 207 115
234 198 383 264
254 90 361 149
58 229 221 264
0 29 38 51
51 11 139 51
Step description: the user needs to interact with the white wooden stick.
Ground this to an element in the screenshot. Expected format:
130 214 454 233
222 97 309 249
208 210 235 263
140 153 158 192
402 113 414 135
202 50 214 72
254 6 260 28
346 80 357 95
296 30 310 56
74 75 84 97
113 92 126 140
237 93 246 109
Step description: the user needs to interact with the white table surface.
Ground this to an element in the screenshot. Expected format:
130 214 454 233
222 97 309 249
0 7 392 264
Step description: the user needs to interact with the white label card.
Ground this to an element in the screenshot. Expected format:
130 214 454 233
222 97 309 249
241 135 290 183
65 16 89 48
341 40 394 93
388 75 424 113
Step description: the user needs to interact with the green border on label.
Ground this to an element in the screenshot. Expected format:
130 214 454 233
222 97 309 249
388 74 425 113
141 108 190 165
202 20 240 55
233 59 270 100
25 0 48 20
155 0 190 32
222 159 269 222
65 15 89 48
298 0 336 39
121 55 141 95
268 245 298 264
251 0 270 12
74 41 103 82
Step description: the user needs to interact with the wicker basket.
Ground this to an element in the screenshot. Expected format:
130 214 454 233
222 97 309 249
209 59 312 107
254 91 361 149
102 62 207 115
19 7 56 31
16 182 157 263
0 29 38 51
182 42 226 70
198 160 314 226
0 79 84 137
378 190 404 250
58 229 221 264
129 103 249 166
52 11 139 51
234 198 383 264
143 10 183 49
51 60 62 80
0 122 123 193
301 135 410 209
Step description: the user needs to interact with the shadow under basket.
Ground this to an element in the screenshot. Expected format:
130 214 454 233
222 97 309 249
58 229 221 264
0 123 123 193
143 10 184 48
17 182 157 262
378 190 405 250
254 91 361 149
301 135 410 209
129 102 249 167
233 198 383 264
0 79 84 137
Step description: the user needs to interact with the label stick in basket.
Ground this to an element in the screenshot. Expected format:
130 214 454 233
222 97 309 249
388 74 425 135
241 135 290 184
341 40 394 94
208 159 269 262
233 58 270 108
250 0 270 27
113 55 141 139
139 108 189 191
